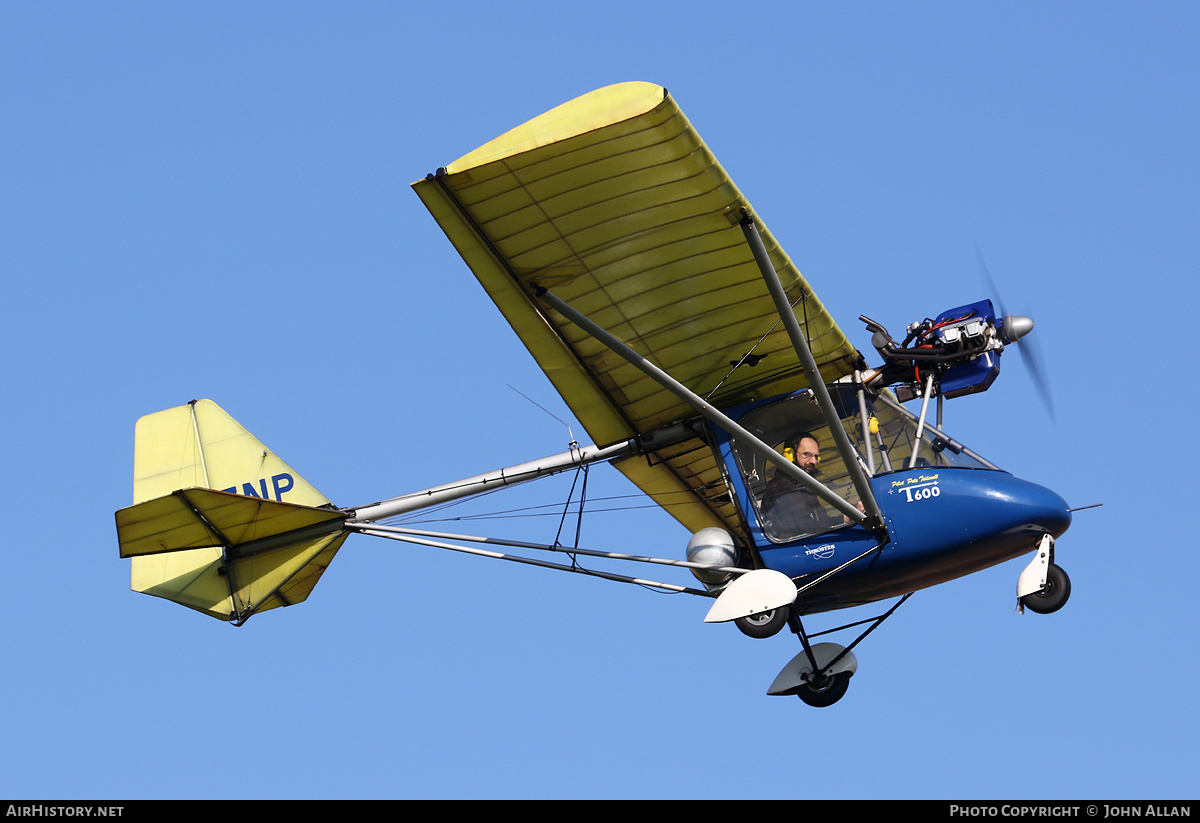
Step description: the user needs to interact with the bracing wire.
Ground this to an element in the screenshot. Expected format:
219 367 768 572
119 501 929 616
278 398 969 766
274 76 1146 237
705 292 807 400
552 463 586 570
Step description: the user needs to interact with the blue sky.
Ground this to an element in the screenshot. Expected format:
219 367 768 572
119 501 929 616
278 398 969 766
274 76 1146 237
3 1 1198 800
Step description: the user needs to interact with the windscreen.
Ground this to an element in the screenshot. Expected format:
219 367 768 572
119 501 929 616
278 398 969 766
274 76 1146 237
727 388 995 542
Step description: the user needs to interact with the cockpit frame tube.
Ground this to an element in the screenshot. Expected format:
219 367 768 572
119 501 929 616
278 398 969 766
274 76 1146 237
871 391 1000 471
909 373 936 469
737 213 885 531
855 373 876 475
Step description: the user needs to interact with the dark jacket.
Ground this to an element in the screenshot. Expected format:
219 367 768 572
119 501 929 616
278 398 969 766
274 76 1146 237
761 473 837 539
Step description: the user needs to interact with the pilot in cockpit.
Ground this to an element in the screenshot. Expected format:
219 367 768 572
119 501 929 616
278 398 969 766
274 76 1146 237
761 431 838 536
760 431 862 539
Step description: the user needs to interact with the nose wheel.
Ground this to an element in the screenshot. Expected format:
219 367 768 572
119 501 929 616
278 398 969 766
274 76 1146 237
1017 534 1071 614
1020 562 1071 614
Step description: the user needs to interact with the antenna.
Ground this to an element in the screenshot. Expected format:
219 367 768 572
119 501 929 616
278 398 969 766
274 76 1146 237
507 384 577 446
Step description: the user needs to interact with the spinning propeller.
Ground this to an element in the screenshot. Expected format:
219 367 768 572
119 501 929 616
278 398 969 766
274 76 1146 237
976 245 1056 422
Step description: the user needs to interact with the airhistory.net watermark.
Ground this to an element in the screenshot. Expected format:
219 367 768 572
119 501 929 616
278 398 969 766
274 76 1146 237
5 807 123 817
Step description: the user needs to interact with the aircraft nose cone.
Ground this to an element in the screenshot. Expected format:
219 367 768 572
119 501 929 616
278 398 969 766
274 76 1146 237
1002 315 1035 344
1010 480 1072 539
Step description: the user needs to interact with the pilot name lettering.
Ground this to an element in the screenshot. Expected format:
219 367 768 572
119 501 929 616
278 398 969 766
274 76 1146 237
891 473 939 487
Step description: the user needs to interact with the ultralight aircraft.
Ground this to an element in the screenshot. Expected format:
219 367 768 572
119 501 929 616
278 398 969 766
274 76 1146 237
115 82 1083 706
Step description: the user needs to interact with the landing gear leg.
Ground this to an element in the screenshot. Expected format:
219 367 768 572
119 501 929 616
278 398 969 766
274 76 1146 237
767 594 911 706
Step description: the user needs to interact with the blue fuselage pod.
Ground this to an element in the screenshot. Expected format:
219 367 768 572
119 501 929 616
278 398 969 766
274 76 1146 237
759 468 1072 614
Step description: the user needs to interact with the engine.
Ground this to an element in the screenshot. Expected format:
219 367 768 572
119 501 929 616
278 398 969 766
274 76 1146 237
861 299 1033 399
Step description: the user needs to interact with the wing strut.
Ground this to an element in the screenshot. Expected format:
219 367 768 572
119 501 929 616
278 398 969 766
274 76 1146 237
348 523 723 597
737 211 885 533
533 287 878 533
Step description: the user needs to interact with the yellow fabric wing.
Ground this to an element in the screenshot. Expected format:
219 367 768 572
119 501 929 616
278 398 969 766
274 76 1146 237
413 82 858 537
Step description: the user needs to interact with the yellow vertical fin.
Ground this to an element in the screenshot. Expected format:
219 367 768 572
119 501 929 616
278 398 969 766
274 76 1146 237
132 399 329 507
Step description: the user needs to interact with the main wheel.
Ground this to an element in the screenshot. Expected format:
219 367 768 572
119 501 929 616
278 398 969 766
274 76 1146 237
734 608 788 639
1021 563 1071 614
795 671 851 707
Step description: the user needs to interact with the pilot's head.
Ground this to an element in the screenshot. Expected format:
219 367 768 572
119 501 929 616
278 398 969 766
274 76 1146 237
789 432 821 474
